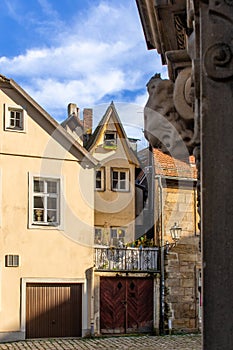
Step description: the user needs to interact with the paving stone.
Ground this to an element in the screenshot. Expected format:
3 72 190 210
0 335 201 350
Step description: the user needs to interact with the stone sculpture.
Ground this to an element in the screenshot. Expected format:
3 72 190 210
144 72 194 162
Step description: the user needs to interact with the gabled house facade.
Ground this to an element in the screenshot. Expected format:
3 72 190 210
85 102 140 248
61 101 140 247
70 102 159 336
61 102 161 336
89 104 161 336
0 75 98 342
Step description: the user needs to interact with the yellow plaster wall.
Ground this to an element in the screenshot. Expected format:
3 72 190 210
0 90 94 333
91 119 136 244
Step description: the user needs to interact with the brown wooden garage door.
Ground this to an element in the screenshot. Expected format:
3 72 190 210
100 277 153 334
26 283 82 338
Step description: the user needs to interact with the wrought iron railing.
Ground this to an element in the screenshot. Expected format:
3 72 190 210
94 246 159 272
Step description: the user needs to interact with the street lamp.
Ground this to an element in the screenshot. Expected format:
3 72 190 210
170 222 182 244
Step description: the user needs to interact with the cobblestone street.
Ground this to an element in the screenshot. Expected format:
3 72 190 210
0 334 201 350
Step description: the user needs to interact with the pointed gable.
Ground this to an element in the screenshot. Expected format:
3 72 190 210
86 102 139 167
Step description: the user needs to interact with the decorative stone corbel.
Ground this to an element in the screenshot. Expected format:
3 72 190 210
144 65 194 161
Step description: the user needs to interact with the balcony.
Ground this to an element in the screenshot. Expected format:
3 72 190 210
94 246 159 272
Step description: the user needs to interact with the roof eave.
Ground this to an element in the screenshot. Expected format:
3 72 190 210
0 76 98 167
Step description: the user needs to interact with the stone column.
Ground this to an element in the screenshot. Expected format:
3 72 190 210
200 0 233 348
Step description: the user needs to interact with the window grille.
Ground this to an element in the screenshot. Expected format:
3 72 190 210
5 255 19 267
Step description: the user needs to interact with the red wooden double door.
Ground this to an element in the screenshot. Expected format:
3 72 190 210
100 277 154 334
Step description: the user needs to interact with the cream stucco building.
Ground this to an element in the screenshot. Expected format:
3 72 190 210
0 75 98 341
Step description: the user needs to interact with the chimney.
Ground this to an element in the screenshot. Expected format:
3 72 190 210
83 108 93 135
67 103 80 120
64 103 82 133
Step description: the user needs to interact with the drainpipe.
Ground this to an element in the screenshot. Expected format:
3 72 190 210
90 266 95 336
86 267 95 336
155 175 165 335
148 144 155 236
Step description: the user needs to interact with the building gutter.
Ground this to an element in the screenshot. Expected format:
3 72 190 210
155 175 197 182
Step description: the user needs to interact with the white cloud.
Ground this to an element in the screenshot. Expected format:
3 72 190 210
24 68 126 120
134 92 149 109
0 0 164 128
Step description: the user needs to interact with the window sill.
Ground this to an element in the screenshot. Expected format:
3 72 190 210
28 223 63 230
111 189 130 193
103 145 117 150
5 127 26 133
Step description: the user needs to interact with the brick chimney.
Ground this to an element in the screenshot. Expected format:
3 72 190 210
83 108 93 135
67 103 80 120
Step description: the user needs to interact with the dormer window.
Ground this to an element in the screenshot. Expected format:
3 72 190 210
4 104 26 132
104 131 117 149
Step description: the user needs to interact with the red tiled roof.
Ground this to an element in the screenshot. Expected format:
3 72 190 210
153 148 197 179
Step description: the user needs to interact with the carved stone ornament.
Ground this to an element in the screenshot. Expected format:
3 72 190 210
144 73 194 162
174 15 186 50
204 43 233 80
173 67 193 120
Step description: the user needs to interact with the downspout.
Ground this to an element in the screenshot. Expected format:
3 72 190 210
148 144 155 236
86 266 95 336
90 267 95 336
193 185 197 236
155 175 165 335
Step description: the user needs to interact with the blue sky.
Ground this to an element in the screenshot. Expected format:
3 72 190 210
0 0 168 148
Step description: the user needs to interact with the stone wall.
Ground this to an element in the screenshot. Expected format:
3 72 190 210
163 185 198 242
155 180 198 244
164 236 201 333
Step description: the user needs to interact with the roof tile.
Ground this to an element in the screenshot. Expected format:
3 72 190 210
153 148 197 179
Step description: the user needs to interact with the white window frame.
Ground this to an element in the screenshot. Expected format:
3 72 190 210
95 168 105 191
111 168 130 192
29 174 63 229
4 103 27 132
103 131 117 149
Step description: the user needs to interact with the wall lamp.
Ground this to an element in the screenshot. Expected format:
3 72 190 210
166 222 182 251
170 222 182 244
